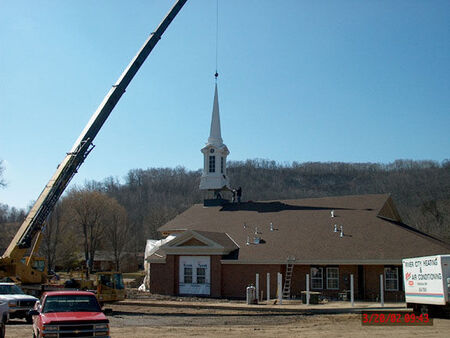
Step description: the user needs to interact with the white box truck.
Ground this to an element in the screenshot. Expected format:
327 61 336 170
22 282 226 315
402 254 450 316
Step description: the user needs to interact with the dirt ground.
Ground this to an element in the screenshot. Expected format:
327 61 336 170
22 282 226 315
5 302 450 337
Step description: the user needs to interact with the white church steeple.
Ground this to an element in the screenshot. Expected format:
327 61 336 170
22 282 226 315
208 84 223 146
200 83 230 192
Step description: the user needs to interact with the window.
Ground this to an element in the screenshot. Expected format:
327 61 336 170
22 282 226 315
0 284 25 295
197 267 206 284
43 295 101 313
32 259 46 272
184 267 193 284
311 267 323 289
221 157 224 173
114 273 125 290
326 267 339 290
385 267 399 291
209 155 216 173
99 274 113 288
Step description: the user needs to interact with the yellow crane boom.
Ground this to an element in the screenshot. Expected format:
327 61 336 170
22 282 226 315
0 0 188 284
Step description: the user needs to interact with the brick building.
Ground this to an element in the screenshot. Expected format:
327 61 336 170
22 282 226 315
147 194 450 301
145 83 449 301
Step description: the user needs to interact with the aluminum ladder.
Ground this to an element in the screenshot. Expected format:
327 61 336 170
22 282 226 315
282 258 295 299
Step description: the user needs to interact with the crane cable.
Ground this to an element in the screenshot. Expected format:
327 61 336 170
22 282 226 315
214 0 219 81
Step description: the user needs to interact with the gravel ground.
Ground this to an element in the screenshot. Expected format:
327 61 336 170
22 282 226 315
5 296 450 337
110 304 304 327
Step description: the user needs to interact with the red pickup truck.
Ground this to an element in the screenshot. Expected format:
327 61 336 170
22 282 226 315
29 290 110 338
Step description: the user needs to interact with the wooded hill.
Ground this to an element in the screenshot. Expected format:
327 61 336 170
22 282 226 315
86 159 450 245
1 159 449 270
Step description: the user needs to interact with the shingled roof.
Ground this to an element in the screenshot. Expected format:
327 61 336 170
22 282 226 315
158 194 450 264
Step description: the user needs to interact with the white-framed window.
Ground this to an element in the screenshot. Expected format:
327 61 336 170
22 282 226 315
326 267 339 290
311 267 323 289
184 266 193 284
209 156 216 173
197 267 206 284
385 267 399 291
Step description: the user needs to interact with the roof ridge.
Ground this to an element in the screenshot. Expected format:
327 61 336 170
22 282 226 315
379 217 450 248
225 232 240 249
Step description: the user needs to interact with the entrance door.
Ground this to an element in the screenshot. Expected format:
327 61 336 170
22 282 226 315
179 256 211 295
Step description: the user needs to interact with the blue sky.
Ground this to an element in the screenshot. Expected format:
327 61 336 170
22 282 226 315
1 0 449 209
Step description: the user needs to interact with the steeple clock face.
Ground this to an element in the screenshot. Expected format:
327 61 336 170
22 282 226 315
210 148 215 153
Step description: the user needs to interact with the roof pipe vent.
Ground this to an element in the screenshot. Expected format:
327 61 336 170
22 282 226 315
340 225 344 238
331 210 335 218
334 224 338 233
270 222 274 232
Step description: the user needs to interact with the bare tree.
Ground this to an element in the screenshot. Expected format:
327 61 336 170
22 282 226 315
41 202 63 272
104 199 129 271
54 225 81 272
65 189 112 278
0 160 6 188
31 159 450 270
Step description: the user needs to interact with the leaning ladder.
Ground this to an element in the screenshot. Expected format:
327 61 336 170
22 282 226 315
282 258 295 299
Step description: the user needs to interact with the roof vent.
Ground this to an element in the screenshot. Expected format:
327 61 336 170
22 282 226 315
246 236 250 245
331 210 335 218
270 222 274 231
243 222 247 229
340 225 344 238
253 237 261 244
334 224 338 233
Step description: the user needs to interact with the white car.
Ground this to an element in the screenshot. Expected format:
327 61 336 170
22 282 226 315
0 283 38 323
0 299 7 338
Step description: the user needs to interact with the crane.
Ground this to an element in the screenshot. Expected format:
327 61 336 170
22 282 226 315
0 0 188 287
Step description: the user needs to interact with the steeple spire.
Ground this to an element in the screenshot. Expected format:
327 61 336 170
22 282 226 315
207 83 223 146
199 82 230 193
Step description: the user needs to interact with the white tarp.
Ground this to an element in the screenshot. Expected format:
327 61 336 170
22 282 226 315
139 235 176 291
144 235 176 261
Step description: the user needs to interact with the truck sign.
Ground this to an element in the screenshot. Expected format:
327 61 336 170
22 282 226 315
403 255 450 306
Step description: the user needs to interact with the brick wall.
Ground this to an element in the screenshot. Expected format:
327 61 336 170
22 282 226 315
364 265 404 302
289 265 403 302
149 256 176 295
364 265 383 301
289 265 309 298
288 265 359 300
210 256 222 298
150 258 404 302
221 264 283 299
